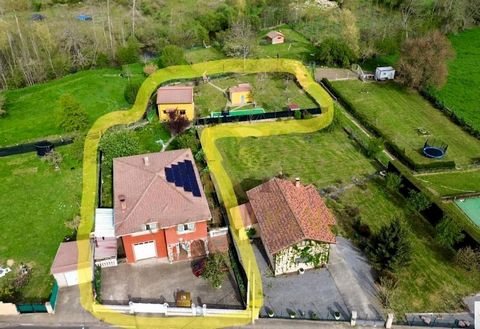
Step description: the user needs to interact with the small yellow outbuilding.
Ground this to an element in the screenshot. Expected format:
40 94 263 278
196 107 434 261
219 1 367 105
156 86 195 121
228 83 253 107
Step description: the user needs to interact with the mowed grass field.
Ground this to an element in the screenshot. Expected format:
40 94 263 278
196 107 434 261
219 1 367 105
216 127 480 313
430 28 480 131
255 26 315 61
0 144 82 301
331 80 480 167
0 68 132 147
195 73 318 116
416 169 480 197
216 128 378 202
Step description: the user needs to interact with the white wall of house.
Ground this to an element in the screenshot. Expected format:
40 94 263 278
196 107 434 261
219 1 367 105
54 266 92 288
273 240 330 276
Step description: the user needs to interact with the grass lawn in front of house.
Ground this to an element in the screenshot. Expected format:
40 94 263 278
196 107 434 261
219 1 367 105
0 68 137 147
256 26 315 61
216 126 480 314
0 144 82 301
194 73 318 117
330 80 480 167
186 47 227 64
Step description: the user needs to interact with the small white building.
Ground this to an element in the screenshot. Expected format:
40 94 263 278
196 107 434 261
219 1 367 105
50 240 92 287
375 66 395 81
93 208 118 268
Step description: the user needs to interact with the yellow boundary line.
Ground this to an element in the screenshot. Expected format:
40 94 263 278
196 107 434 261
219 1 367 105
76 59 333 328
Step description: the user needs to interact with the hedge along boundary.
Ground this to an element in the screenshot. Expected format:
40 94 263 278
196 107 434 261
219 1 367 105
76 58 333 329
321 78 457 172
389 159 480 244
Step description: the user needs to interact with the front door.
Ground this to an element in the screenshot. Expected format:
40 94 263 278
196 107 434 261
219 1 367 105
133 241 157 261
240 95 245 104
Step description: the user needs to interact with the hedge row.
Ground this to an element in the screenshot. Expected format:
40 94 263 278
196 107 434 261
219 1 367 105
321 78 457 172
421 89 480 139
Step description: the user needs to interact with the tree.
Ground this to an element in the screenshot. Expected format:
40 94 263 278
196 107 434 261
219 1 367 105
397 30 455 90
385 173 403 192
99 129 140 169
406 190 432 212
157 45 187 68
222 18 257 61
166 110 190 135
124 80 142 104
366 218 412 271
365 137 384 158
169 129 200 154
314 37 356 68
201 253 228 289
58 93 89 132
116 37 140 65
435 216 465 248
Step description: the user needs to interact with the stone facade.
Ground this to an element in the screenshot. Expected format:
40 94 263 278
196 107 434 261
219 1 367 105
273 240 330 276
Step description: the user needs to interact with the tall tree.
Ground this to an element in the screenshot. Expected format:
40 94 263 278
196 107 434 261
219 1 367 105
397 30 455 90
222 18 256 63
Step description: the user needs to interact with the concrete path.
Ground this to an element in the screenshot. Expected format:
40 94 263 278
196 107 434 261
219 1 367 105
328 237 383 320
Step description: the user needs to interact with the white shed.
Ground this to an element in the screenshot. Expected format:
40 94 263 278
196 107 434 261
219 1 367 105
50 241 92 288
375 66 395 81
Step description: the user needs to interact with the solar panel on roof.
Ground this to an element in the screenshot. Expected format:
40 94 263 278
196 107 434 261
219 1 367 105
179 161 193 192
185 160 201 197
172 164 184 187
165 167 174 183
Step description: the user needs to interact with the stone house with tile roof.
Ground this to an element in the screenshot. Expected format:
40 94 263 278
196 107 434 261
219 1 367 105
246 177 336 275
113 149 213 264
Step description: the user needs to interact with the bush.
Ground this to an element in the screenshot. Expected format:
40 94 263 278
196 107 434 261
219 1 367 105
201 253 228 289
143 63 158 76
454 247 480 271
385 173 403 192
99 129 140 170
246 227 256 239
166 111 190 135
169 129 200 154
365 137 384 158
116 37 141 65
314 37 356 68
57 93 89 132
124 80 142 104
407 189 432 213
157 45 187 68
94 265 102 303
435 216 465 248
366 218 412 271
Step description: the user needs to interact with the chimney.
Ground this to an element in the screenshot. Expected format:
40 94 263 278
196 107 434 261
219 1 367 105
295 177 301 187
118 194 127 212
143 156 150 166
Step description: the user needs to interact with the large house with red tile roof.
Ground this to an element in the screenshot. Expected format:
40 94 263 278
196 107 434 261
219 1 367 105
113 149 212 264
245 177 336 275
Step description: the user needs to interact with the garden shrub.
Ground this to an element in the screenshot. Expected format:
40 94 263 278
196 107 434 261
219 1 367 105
57 93 89 132
99 129 140 170
455 247 480 271
407 189 432 213
94 265 102 303
201 253 228 289
435 216 465 248
116 37 141 65
157 45 187 68
166 110 190 135
169 129 200 154
314 37 356 68
124 80 142 104
366 218 412 271
385 173 403 192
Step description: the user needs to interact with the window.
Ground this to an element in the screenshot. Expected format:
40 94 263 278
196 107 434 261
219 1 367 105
163 110 167 114
145 222 157 231
177 222 195 234
179 110 186 115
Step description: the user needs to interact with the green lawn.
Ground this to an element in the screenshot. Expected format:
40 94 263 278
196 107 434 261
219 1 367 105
0 144 82 301
430 28 480 131
330 80 480 167
194 73 318 117
256 26 315 61
338 182 480 314
0 68 134 147
216 126 480 314
417 170 480 197
216 128 378 203
186 47 226 64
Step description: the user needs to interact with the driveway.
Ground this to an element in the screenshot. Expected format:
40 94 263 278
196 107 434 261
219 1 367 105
253 237 383 320
101 258 243 308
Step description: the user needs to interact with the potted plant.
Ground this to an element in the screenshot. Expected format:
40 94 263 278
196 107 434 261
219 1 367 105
267 308 275 318
298 267 305 275
310 311 319 320
246 227 256 241
287 309 296 319
334 311 341 320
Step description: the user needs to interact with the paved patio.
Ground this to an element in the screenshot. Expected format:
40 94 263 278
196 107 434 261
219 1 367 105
253 237 383 320
101 258 243 308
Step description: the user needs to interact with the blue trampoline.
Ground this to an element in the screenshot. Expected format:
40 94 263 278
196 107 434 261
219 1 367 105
76 15 92 21
422 140 448 159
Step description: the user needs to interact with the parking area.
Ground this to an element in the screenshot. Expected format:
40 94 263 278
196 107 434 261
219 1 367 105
253 237 383 320
101 258 243 308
